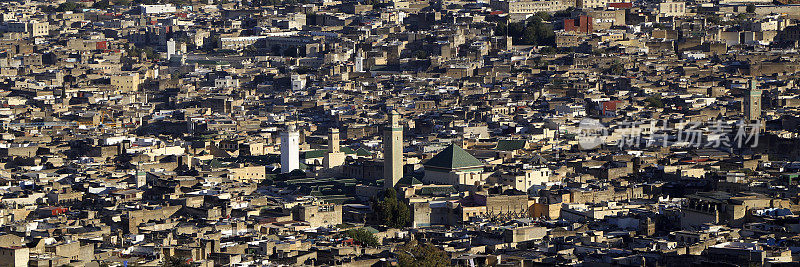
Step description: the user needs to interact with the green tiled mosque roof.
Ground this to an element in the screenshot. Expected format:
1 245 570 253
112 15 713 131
423 144 483 170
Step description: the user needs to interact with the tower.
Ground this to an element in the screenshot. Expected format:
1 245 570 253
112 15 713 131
281 124 300 173
638 217 655 236
135 171 146 188
329 128 340 153
354 51 364 72
166 39 176 60
383 110 403 188
324 128 345 169
744 79 761 123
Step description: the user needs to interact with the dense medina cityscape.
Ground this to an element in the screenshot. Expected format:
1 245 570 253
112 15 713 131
3 0 800 266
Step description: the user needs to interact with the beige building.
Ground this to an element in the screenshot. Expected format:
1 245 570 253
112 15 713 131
66 39 104 51
110 73 141 92
229 166 268 182
490 0 572 14
0 246 28 267
556 33 589 48
658 1 686 17
293 203 342 228
6 21 48 37
504 226 547 243
586 9 626 29
578 0 630 9
501 167 552 192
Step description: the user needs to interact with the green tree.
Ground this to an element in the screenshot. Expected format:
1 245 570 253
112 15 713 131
414 50 428 59
735 13 748 22
396 240 450 267
539 46 557 55
375 188 410 228
746 4 756 13
128 45 161 60
161 256 191 267
506 21 525 38
533 11 552 22
606 61 625 75
344 228 380 246
133 0 159 5
500 15 555 46
92 0 111 9
645 96 665 108
494 21 507 36
554 7 576 18
167 0 191 6
243 45 259 55
55 2 82 12
522 25 538 45
706 15 720 25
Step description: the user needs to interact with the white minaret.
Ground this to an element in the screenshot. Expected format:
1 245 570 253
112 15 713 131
383 110 403 188
281 124 300 173
354 51 364 72
166 39 176 60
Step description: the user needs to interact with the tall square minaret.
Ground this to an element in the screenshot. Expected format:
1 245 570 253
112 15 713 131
324 128 345 169
744 79 761 123
281 124 300 173
384 110 403 188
